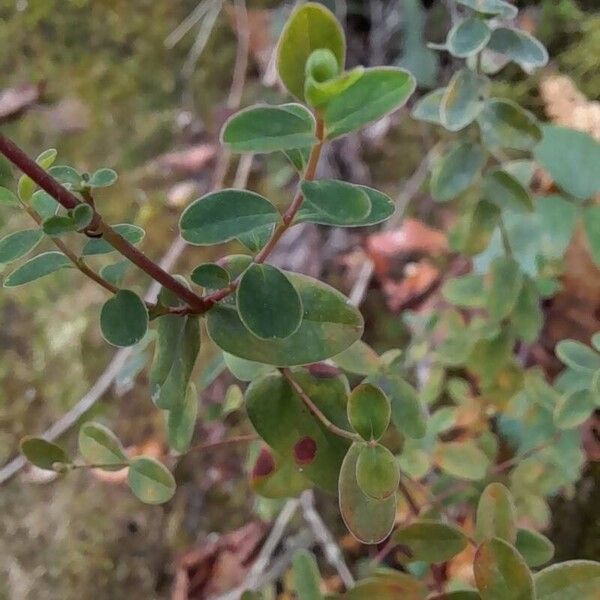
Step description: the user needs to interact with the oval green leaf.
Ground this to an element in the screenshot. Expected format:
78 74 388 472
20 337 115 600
441 69 489 131
515 528 554 568
556 340 600 373
411 88 445 125
534 560 600 599
88 168 118 188
100 289 148 347
355 443 399 500
393 520 469 563
456 0 518 18
436 440 491 480
238 264 302 340
0 186 18 206
168 382 198 453
127 456 175 505
554 389 595 429
478 99 541 151
179 189 280 246
476 482 517 544
0 229 43 264
487 27 548 70
431 142 485 201
447 18 491 58
190 263 230 289
78 422 128 470
485 256 524 322
20 436 68 471
483 168 533 213
347 383 390 441
4 251 72 287
292 550 324 600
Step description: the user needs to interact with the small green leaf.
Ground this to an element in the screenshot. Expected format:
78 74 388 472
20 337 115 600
31 190 58 218
223 352 275 382
179 189 280 246
42 215 75 236
485 256 523 321
515 528 554 567
48 165 82 188
483 168 533 213
476 483 517 544
554 389 596 429
478 99 541 151
582 205 600 267
332 340 382 376
78 422 128 470
20 436 68 470
355 443 399 500
221 103 316 153
440 69 489 131
556 340 600 372
456 0 518 18
339 443 396 544
222 383 244 415
411 88 445 125
430 142 485 201
510 279 542 343
442 274 485 308
447 18 491 58
345 572 428 600
4 251 72 287
238 264 302 340
18 175 36 202
88 168 118 188
535 126 600 200
450 200 500 256
168 383 198 453
100 289 148 347
0 186 18 206
393 521 469 563
100 260 129 286
292 550 324 600
127 456 175 504
0 156 12 187
487 27 548 70
297 179 371 226
276 2 345 101
324 67 415 139
436 440 490 480
72 203 94 230
474 538 534 600
0 229 43 264
190 263 230 288
82 223 145 256
534 560 600 599
36 148 57 169
347 383 390 441
305 66 364 108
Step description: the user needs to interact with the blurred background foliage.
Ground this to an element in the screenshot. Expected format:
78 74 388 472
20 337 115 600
0 1 598 598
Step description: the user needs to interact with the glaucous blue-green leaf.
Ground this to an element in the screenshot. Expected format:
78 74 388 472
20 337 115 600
246 369 350 492
485 256 523 321
168 382 198 453
207 258 363 366
436 440 490 480
333 340 382 376
292 550 324 600
515 528 554 567
442 274 485 309
190 263 230 289
221 104 316 153
556 340 600 373
502 160 535 188
305 66 364 108
398 443 431 480
323 67 416 139
347 383 390 441
100 260 129 286
476 482 517 544
284 146 311 172
534 560 600 599
78 422 128 470
392 521 468 563
534 126 600 200
487 27 548 70
4 251 72 287
249 445 310 499
510 280 542 343
223 352 275 382
447 18 491 58
353 185 395 226
583 205 600 266
0 229 43 264
474 538 534 600
82 223 145 256
48 165 82 188
237 223 274 253
483 168 533 213
440 69 489 131
355 443 399 500
179 189 280 246
42 215 75 236
450 200 500 256
127 456 175 504
371 373 427 439
297 180 370 226
411 88 445 125
456 0 518 18
338 443 396 544
276 2 345 101
100 289 148 347
20 436 68 470
478 99 541 151
0 186 18 206
88 168 118 188
72 203 94 230
554 390 596 429
31 190 58 218
238 264 302 340
344 571 427 600
431 142 485 201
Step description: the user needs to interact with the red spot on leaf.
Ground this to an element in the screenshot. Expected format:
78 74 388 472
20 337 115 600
293 437 317 465
251 447 275 479
307 363 339 378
